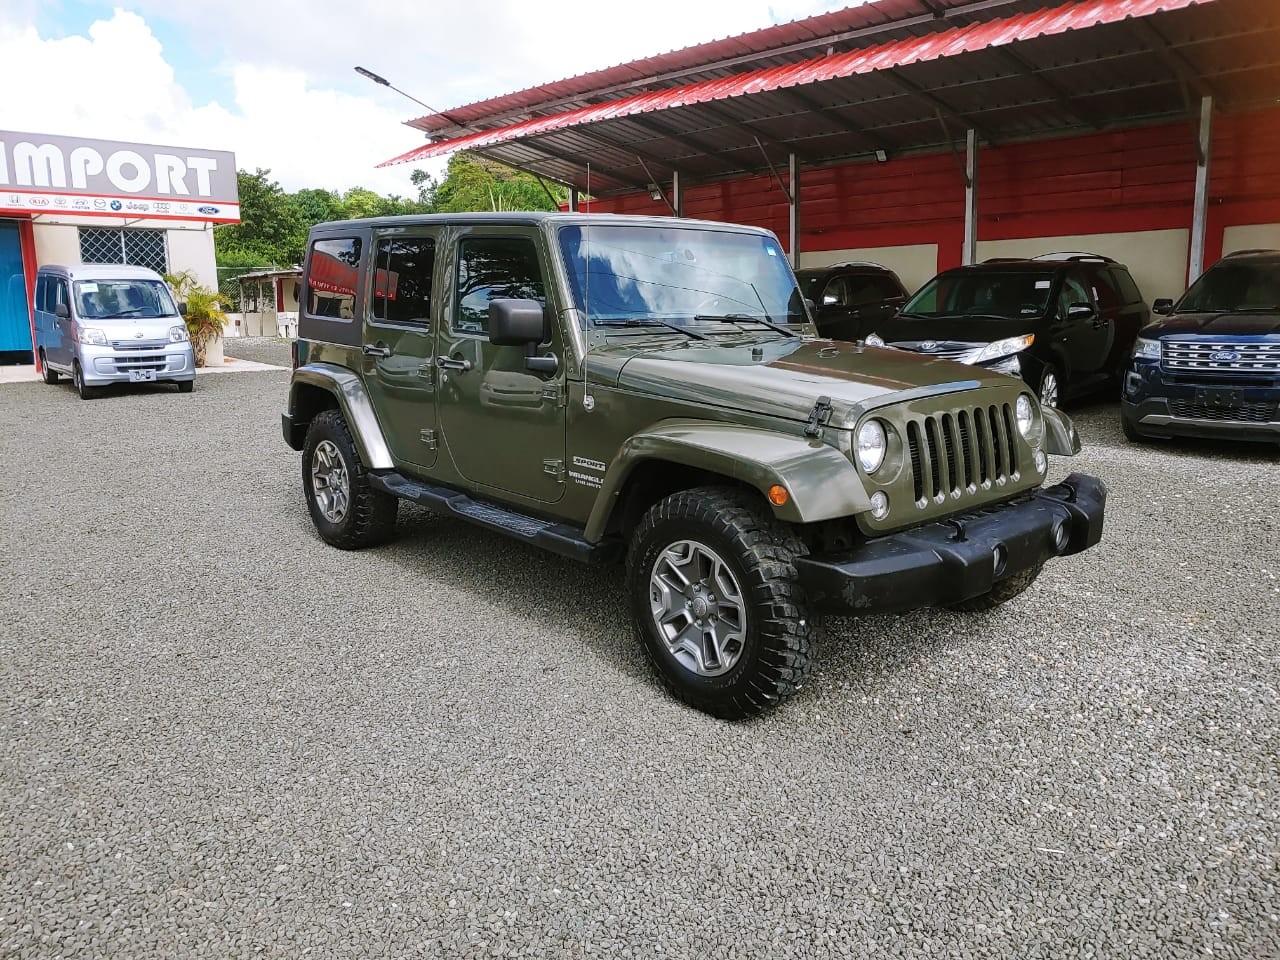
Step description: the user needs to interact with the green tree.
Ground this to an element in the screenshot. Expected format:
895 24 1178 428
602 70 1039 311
425 153 566 213
214 168 300 267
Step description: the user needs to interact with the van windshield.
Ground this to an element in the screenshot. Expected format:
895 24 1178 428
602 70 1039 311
74 279 178 319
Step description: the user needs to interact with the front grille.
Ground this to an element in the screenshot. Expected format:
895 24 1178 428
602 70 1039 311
1162 341 1280 375
110 339 169 350
1168 399 1276 422
906 403 1018 505
110 351 168 372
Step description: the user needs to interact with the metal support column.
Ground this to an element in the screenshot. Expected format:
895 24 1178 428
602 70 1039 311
672 170 683 217
568 188 579 212
788 153 800 267
1188 95 1213 285
963 128 978 266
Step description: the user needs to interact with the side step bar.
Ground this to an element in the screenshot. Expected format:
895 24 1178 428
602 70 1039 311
370 471 621 565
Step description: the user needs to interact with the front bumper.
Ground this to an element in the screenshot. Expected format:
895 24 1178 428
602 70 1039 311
78 342 195 384
1122 362 1280 443
796 472 1106 614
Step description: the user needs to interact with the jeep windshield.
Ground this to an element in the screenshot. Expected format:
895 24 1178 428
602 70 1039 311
900 272 1055 320
557 224 808 332
74 279 179 319
1177 260 1280 313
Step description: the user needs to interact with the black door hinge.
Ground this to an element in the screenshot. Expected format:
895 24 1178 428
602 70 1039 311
804 395 834 438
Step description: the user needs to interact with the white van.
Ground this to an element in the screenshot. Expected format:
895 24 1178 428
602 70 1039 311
34 264 196 399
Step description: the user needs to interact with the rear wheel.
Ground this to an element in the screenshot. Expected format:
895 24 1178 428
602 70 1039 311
949 564 1042 613
627 485 816 719
302 409 397 549
40 351 59 384
72 361 97 400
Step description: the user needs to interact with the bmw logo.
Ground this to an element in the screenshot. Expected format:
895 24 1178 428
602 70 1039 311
1209 350 1240 362
109 199 122 211
920 340 939 352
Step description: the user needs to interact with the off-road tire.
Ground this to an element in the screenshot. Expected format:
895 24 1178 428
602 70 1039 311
177 380 194 394
40 351 59 384
302 409 397 549
72 361 97 400
948 564 1043 612
627 485 817 719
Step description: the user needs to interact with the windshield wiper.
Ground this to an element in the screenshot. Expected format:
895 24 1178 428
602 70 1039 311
595 318 710 340
692 313 797 337
97 309 145 319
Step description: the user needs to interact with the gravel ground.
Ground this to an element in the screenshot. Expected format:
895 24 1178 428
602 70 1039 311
1 371 1277 959
222 336 293 368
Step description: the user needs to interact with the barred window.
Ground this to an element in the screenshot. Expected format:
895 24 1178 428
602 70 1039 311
78 228 169 274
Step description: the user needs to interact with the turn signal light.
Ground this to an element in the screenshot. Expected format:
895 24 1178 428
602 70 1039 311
768 484 789 506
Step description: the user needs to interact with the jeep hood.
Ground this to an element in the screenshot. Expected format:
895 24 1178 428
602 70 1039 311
587 335 1014 424
1144 311 1280 337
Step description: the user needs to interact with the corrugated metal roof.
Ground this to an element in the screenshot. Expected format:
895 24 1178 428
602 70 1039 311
381 0 1209 168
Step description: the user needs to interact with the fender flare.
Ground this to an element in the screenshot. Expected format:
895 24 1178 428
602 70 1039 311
584 418 870 541
1042 406 1082 456
287 363 394 469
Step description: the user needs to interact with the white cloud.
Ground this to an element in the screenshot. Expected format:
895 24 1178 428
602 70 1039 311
0 1 851 196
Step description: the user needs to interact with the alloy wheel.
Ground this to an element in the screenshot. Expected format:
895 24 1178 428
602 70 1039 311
1040 370 1060 408
310 439 351 523
649 539 749 677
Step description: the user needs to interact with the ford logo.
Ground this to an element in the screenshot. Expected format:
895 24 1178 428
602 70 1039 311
1209 350 1240 362
197 205 219 215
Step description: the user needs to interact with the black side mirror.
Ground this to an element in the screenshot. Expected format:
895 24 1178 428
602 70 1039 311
54 303 70 320
488 298 557 375
177 301 189 316
1066 303 1096 321
1152 298 1174 315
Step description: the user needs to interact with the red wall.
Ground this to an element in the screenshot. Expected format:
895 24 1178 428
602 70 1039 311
585 106 1280 268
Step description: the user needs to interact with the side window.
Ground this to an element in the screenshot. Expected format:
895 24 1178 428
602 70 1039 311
305 237 362 320
52 279 69 313
846 275 899 307
1112 268 1144 304
35 276 47 313
1057 275 1092 317
821 277 846 306
1091 269 1122 310
372 236 435 327
456 237 545 335
868 275 905 300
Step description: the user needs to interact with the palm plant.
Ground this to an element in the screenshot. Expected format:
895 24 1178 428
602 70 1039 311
165 270 232 366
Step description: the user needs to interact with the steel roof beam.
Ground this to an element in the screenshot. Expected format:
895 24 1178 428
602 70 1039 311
882 68 997 143
1125 17 1218 103
482 141 650 191
691 101 821 164
986 46 1102 130
776 88 898 153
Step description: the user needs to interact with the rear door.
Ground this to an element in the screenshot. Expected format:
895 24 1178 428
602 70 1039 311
361 230 441 470
50 276 73 368
847 272 907 331
1059 270 1109 376
436 225 567 504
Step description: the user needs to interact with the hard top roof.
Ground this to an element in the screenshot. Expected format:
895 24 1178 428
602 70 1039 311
308 211 778 235
39 263 166 281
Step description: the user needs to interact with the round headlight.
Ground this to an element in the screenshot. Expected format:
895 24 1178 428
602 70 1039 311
864 332 885 347
856 420 887 473
1015 394 1034 437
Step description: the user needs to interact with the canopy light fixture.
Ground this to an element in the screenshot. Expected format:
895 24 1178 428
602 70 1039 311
874 149 889 163
648 183 664 201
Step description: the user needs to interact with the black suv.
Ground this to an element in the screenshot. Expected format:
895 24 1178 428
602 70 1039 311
867 253 1148 406
1122 249 1280 446
796 261 909 342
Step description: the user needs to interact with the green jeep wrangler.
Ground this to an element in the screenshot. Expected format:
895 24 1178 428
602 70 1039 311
283 213 1106 718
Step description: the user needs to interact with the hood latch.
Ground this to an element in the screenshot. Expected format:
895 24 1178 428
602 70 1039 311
804 395 833 438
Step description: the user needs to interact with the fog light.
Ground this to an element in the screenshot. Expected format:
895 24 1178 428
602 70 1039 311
870 491 890 520
1034 449 1047 473
992 543 1008 577
1052 520 1070 553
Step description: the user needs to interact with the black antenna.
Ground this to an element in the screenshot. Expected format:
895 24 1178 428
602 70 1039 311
585 162 591 324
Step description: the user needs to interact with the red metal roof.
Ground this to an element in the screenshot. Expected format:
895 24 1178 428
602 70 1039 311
381 0 1208 168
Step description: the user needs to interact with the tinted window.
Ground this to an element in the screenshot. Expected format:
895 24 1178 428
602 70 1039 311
902 271 1055 319
821 277 847 306
35 276 48 313
306 238 362 319
1058 275 1092 316
1091 270 1122 310
1112 268 1143 304
456 237 545 335
846 274 902 306
1179 261 1280 313
372 236 435 327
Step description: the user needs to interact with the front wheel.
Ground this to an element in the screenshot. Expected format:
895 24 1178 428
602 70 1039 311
177 380 194 394
1036 363 1061 408
626 486 816 719
302 410 398 549
72 361 97 400
948 564 1042 612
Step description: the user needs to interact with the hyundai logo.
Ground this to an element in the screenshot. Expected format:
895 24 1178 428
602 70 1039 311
1209 350 1240 362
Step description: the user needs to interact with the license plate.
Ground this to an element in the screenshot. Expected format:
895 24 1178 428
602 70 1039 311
129 370 156 383
1195 386 1242 407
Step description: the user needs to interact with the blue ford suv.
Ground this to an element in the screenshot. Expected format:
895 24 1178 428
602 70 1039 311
1122 250 1280 446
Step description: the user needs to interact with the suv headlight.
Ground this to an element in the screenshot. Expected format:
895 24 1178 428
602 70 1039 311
1015 393 1035 437
856 419 887 473
865 332 885 347
78 327 107 345
169 325 190 342
1133 337 1160 359
974 334 1034 363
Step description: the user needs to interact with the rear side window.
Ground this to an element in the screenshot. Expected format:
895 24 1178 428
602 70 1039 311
1091 270 1122 310
372 236 435 327
1111 268 1144 304
455 237 545 335
306 237 362 319
821 277 847 306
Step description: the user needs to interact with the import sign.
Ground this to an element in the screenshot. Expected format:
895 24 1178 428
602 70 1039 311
0 130 240 223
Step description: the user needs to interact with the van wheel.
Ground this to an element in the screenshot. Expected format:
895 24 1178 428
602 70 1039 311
627 486 816 719
72 361 97 400
302 409 397 549
177 380 194 394
40 351 59 384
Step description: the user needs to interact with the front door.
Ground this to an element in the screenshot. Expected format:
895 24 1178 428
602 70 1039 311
436 227 567 504
1058 272 1110 377
49 275 73 369
362 231 440 470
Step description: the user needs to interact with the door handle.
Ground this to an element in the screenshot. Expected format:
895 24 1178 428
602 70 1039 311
362 344 391 358
436 355 472 372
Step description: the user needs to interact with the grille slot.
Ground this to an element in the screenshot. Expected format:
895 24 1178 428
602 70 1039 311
1162 341 1280 375
905 403 1017 507
1168 399 1276 422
